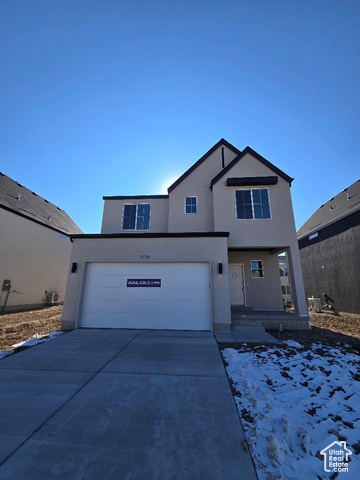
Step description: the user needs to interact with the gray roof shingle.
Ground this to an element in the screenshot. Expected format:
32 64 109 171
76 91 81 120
0 172 82 235
297 179 360 239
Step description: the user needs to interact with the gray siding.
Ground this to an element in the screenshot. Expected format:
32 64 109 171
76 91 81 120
299 210 360 314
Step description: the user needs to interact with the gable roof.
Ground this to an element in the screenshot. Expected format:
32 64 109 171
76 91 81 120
0 172 83 235
297 179 360 239
167 139 242 193
210 146 293 188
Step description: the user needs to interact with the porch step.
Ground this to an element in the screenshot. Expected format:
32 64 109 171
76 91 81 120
231 318 263 327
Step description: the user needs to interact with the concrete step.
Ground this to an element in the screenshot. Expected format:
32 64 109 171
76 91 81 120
231 319 263 327
230 325 267 333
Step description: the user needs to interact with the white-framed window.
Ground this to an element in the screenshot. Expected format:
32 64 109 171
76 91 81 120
122 203 150 230
235 189 271 219
185 196 197 214
251 260 264 278
281 285 291 295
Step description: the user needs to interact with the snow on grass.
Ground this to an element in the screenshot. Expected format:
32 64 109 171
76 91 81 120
0 331 63 359
222 343 360 480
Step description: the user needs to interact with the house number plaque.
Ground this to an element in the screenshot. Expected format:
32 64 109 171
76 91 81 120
140 255 150 260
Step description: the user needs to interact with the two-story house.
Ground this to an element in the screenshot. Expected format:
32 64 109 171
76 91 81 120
61 139 309 331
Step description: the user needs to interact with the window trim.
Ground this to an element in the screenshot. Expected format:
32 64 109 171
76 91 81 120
234 188 272 220
122 203 151 231
251 260 264 278
184 196 198 214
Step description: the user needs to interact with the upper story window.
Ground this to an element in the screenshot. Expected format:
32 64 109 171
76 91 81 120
185 196 197 214
122 203 150 230
235 189 271 219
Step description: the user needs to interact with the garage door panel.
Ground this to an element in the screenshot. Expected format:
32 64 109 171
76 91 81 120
80 263 211 330
81 312 210 330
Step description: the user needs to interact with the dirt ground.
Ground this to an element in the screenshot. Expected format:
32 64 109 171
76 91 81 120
1 306 360 352
0 306 62 350
270 311 360 353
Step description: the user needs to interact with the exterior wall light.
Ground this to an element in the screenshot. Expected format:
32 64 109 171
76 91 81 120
71 262 78 273
218 263 223 274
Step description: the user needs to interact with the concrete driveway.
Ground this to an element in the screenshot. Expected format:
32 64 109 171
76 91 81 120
0 329 256 480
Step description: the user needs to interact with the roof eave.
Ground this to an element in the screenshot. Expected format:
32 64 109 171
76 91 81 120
297 204 360 240
210 147 293 189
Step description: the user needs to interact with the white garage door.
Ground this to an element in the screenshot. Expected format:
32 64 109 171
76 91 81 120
79 262 211 330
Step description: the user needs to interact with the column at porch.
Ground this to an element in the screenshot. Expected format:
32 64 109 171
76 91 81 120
286 243 308 317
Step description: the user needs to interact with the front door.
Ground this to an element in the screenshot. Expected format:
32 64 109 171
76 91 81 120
229 264 245 305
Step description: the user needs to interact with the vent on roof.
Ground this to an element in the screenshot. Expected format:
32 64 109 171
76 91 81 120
309 232 318 241
0 172 4 176
44 199 49 203
32 192 37 196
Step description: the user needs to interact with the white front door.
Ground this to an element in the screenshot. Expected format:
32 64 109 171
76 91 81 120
229 264 245 305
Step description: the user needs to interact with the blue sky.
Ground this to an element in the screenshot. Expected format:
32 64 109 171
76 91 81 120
1 0 359 233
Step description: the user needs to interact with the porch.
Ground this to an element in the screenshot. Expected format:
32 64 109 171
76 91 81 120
231 306 310 331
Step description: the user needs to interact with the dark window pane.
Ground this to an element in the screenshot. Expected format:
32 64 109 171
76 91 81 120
253 204 262 218
123 204 136 229
136 204 150 230
236 190 253 219
185 197 197 213
253 189 270 219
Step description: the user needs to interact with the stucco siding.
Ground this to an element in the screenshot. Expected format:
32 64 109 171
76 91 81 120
228 250 284 310
0 209 72 309
62 235 231 331
212 153 297 247
168 147 238 232
101 197 169 233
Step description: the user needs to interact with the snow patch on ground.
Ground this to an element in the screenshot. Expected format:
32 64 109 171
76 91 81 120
222 343 360 480
0 330 63 359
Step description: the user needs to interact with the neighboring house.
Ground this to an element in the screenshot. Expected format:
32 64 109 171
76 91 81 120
0 172 82 311
62 139 309 331
278 253 292 306
297 179 360 315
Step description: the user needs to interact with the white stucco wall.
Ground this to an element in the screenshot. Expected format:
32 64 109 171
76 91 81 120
61 235 231 331
0 209 73 309
228 250 284 310
212 153 297 247
168 146 238 232
101 197 169 233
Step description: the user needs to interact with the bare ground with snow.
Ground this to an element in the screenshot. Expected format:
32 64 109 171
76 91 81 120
0 305 62 350
222 342 360 479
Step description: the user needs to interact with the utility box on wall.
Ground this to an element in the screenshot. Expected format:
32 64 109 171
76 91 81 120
2 279 11 291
